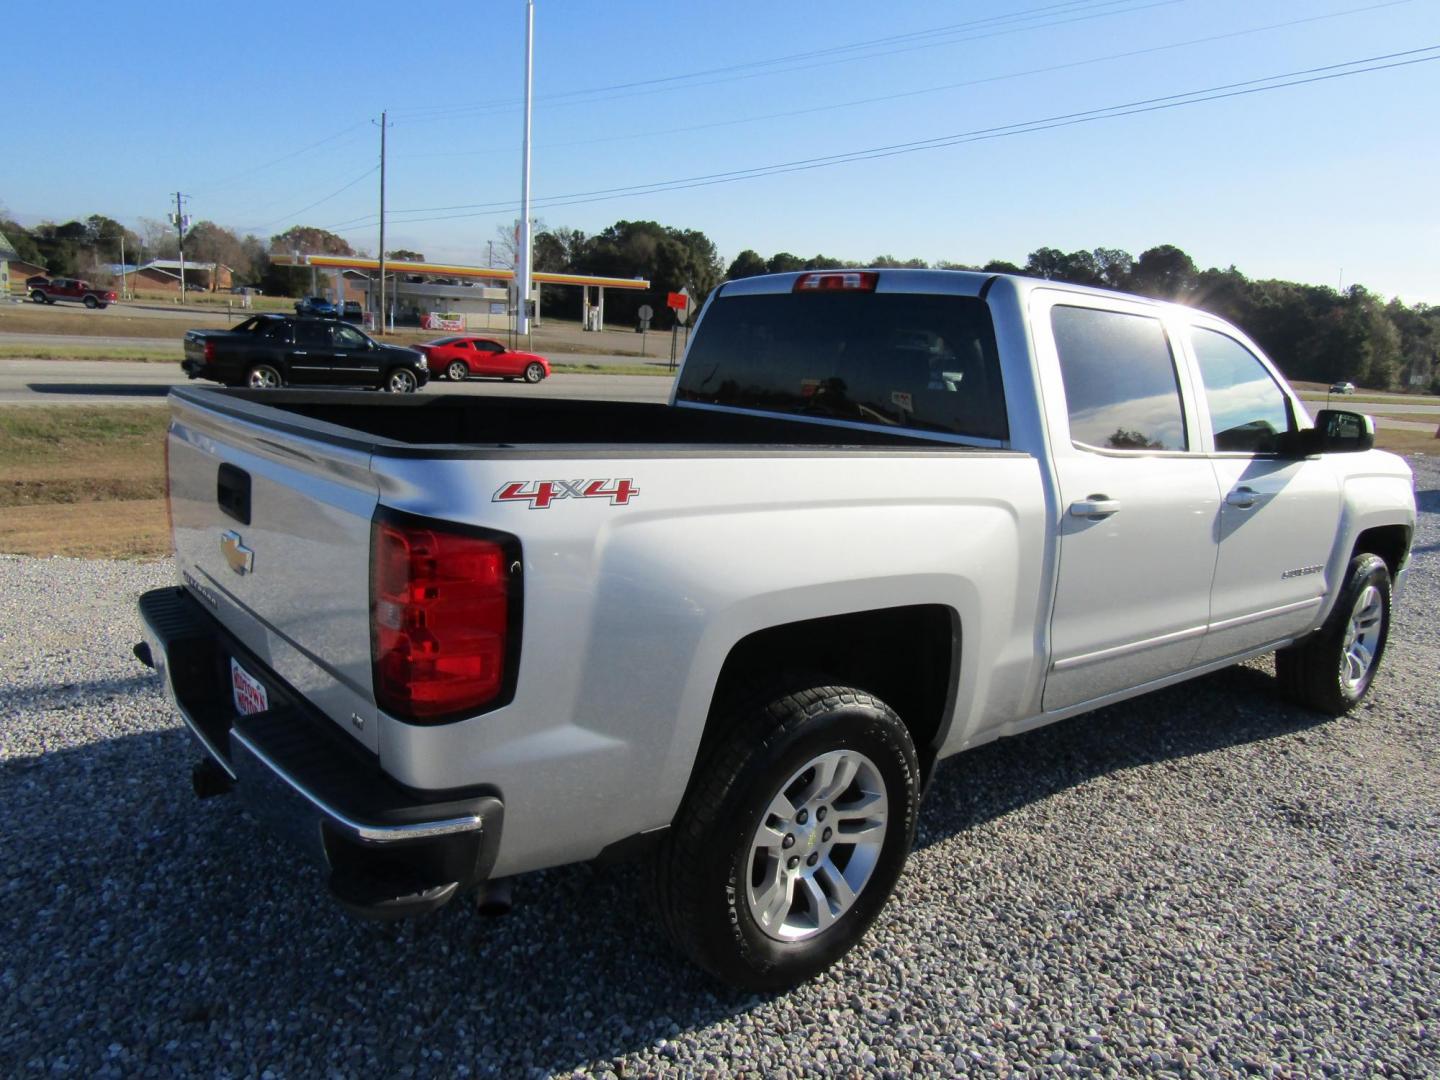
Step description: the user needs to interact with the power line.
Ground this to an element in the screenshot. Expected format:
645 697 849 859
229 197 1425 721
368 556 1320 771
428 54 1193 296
246 165 379 232
391 0 1182 124
326 45 1440 233
397 0 1412 159
389 0 1136 115
189 122 371 197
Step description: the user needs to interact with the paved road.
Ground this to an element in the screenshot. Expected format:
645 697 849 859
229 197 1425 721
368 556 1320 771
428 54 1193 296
0 332 668 371
0 359 673 406
0 332 182 350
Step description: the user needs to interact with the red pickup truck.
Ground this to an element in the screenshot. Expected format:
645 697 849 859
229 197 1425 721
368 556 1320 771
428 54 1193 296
30 277 118 309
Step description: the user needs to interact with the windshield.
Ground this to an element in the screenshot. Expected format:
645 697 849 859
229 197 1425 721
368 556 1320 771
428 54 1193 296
677 290 1007 441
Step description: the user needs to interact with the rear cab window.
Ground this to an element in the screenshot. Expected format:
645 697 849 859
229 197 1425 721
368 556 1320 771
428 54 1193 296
676 289 1007 442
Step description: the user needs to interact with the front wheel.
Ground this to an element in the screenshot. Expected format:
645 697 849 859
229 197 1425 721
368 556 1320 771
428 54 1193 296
384 367 419 393
246 364 283 389
446 360 469 382
656 685 919 991
523 361 546 383
30 291 47 304
1276 553 1391 715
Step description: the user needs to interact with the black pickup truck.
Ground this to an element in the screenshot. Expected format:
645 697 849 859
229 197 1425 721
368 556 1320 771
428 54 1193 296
183 314 429 392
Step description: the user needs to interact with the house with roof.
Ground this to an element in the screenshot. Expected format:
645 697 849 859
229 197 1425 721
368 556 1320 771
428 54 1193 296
0 230 17 296
0 231 51 296
121 259 234 293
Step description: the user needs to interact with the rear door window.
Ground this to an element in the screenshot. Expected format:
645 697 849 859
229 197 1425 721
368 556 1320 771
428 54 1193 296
676 291 1007 441
1051 305 1187 451
294 322 330 347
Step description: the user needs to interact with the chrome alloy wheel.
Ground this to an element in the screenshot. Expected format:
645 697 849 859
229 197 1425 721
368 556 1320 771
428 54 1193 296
745 749 888 942
248 366 281 388
1340 583 1384 693
387 368 418 393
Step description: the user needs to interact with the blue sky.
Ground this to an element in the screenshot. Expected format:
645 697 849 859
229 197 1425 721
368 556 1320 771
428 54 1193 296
5 0 1438 301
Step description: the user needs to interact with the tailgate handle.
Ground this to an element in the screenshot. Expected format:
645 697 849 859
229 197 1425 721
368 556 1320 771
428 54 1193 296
217 463 251 525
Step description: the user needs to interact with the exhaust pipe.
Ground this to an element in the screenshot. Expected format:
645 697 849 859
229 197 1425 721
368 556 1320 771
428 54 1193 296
475 876 514 917
192 758 234 799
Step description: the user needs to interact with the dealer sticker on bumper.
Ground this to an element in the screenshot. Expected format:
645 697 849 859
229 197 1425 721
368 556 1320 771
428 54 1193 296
230 657 269 716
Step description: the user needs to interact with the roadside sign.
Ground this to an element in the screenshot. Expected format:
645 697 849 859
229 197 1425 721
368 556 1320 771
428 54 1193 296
638 304 654 321
666 292 687 310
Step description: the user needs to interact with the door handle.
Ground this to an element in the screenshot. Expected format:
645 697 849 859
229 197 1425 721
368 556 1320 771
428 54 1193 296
292 351 309 356
1069 497 1121 519
1226 487 1259 509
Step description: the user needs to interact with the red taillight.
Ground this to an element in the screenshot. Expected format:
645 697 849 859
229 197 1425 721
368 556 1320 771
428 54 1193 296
203 341 216 363
370 514 519 722
793 271 878 293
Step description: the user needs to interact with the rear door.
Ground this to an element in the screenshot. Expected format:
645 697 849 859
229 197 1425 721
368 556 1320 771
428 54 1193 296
1031 291 1222 712
285 320 333 384
1183 320 1342 661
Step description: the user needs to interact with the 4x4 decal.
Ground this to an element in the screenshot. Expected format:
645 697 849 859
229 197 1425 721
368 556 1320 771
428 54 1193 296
493 479 639 509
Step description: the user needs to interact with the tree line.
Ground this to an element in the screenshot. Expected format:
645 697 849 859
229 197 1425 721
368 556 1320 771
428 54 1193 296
4 208 1434 391
721 243 1439 392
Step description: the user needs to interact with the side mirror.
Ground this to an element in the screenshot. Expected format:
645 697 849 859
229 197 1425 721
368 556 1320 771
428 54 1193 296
1275 409 1374 457
1313 408 1375 453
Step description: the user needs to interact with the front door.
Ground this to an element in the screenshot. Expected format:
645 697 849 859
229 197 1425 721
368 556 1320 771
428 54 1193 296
327 323 382 387
1034 294 1221 712
1185 323 1342 662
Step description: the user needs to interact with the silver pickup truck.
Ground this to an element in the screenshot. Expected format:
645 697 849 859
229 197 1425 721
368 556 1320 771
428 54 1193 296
136 270 1415 990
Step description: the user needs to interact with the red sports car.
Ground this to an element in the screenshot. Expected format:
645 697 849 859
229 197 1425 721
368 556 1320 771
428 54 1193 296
418 336 552 383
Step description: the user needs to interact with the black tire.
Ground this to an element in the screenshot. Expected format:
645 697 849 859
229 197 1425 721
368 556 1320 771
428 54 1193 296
523 361 546 383
246 364 283 389
84 295 98 309
30 291 47 304
656 684 919 991
1275 553 1391 716
446 360 469 382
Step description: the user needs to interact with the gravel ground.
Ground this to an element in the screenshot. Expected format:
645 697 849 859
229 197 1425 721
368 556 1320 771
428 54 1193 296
1 457 1437 1078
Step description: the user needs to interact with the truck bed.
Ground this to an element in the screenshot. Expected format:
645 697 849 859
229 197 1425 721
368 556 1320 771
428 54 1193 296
179 387 993 454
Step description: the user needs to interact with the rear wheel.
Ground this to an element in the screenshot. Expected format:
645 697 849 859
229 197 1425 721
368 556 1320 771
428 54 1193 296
246 364 283 389
656 684 919 991
524 361 546 383
84 295 99 309
384 367 419 393
447 360 469 382
1276 553 1391 715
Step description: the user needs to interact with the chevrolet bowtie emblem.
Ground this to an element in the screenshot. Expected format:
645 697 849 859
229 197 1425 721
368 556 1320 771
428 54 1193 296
220 530 254 575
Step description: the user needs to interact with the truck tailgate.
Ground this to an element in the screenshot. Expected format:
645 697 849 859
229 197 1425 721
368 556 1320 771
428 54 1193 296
167 392 381 751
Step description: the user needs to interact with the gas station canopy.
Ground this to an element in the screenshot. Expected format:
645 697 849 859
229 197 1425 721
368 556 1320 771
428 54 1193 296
269 253 649 291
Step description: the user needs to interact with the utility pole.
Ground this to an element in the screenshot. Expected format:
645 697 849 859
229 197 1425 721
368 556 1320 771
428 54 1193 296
171 193 190 302
375 110 390 333
488 240 494 268
118 232 127 300
516 0 535 336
